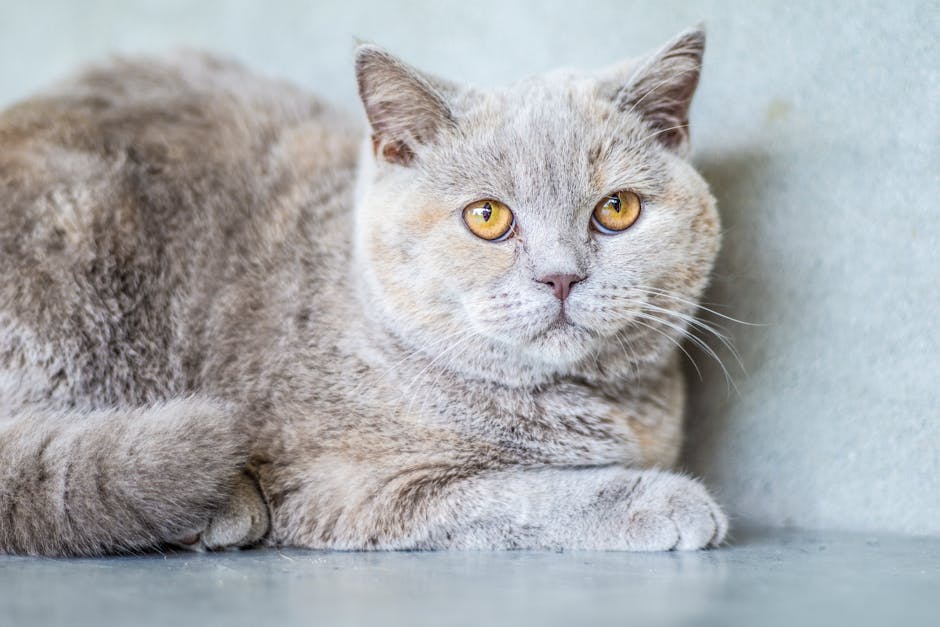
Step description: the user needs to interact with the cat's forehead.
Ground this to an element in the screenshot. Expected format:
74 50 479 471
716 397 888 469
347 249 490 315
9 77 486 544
474 73 624 137
423 75 662 209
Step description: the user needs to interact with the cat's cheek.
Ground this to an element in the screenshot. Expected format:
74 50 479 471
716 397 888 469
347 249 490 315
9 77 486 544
364 231 431 316
400 201 452 238
662 164 720 240
436 234 517 288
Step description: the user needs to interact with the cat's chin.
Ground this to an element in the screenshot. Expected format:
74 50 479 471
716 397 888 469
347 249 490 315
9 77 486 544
522 319 599 367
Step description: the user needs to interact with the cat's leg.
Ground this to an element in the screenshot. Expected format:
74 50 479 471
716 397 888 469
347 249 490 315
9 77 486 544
422 466 728 551
0 397 258 556
276 464 726 551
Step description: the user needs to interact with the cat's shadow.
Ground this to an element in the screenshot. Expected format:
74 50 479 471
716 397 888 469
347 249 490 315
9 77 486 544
680 147 776 483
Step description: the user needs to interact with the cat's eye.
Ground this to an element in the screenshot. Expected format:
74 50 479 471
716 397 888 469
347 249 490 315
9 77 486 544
591 191 641 234
462 199 515 241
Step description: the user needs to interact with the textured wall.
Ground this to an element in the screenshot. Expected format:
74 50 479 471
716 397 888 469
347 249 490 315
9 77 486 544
1 0 937 536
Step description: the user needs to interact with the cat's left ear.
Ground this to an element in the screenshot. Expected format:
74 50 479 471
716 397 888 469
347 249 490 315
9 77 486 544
355 45 458 166
612 27 705 156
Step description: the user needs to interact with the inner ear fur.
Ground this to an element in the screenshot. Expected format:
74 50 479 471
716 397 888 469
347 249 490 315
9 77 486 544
615 28 706 155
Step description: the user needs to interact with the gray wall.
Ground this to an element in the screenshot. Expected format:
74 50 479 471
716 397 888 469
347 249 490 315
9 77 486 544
1 0 937 536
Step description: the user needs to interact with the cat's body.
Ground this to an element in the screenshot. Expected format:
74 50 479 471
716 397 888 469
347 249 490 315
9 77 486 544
0 30 727 556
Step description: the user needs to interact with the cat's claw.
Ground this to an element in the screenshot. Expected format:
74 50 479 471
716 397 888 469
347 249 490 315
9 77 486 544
176 471 269 552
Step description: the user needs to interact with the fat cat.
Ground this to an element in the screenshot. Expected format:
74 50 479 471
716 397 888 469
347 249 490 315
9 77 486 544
0 27 727 555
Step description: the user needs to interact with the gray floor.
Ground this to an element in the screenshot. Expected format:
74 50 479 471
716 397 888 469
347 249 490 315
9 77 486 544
2 528 938 627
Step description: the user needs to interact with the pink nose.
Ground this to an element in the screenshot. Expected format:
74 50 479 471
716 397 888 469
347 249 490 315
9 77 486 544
538 273 584 301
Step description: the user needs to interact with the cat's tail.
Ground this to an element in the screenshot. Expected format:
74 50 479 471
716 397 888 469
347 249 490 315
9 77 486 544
0 397 248 556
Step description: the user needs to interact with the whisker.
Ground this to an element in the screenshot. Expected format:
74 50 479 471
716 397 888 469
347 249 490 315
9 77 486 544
630 315 703 381
408 328 490 423
636 301 745 373
627 286 750 371
635 308 739 395
637 124 689 145
399 329 481 418
614 332 641 381
633 285 762 327
635 289 751 378
351 328 463 397
623 65 703 119
601 289 741 393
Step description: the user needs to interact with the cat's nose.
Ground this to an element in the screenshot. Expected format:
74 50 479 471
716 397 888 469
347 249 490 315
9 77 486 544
537 273 584 301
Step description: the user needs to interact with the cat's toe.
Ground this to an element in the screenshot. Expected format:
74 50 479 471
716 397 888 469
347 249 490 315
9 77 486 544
623 510 681 551
626 472 727 551
669 490 727 550
176 471 269 552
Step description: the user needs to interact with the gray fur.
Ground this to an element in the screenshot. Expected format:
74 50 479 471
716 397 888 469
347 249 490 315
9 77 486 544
0 28 725 556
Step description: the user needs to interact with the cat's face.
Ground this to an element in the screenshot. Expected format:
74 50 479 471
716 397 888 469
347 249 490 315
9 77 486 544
354 29 719 384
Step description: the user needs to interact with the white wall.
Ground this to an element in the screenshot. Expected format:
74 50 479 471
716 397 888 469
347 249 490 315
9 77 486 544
1 0 937 536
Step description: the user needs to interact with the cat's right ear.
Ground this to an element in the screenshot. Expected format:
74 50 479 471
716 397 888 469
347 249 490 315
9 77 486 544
355 45 457 166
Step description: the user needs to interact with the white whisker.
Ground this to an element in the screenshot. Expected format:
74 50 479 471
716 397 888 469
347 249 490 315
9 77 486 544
636 301 745 373
637 124 689 145
352 328 463 397
634 285 762 327
399 329 481 418
635 308 739 395
623 65 703 118
630 285 750 375
630 314 703 381
613 332 641 381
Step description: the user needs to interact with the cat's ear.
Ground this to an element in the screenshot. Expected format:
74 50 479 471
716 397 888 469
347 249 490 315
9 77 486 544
613 27 705 155
355 45 457 165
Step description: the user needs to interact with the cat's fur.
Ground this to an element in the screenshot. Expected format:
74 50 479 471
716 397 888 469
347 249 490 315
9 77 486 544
0 28 726 556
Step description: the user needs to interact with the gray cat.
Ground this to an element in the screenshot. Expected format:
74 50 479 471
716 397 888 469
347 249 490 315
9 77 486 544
0 27 727 556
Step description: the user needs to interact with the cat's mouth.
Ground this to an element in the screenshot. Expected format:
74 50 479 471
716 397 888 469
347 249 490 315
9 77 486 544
528 309 596 347
532 308 577 336
549 309 573 329
524 317 598 365
477 300 600 364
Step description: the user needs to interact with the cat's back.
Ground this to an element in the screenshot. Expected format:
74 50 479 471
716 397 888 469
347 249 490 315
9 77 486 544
0 52 358 249
0 53 360 406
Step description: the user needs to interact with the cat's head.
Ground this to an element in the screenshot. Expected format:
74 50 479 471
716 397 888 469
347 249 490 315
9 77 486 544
352 28 720 386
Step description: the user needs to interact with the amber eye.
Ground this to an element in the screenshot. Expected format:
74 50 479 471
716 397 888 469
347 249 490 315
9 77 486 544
591 191 641 234
462 199 515 241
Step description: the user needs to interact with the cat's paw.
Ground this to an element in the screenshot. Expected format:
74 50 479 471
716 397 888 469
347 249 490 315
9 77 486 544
621 472 727 551
176 471 269 552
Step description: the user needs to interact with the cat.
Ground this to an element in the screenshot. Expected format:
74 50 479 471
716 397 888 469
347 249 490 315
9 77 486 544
0 27 727 556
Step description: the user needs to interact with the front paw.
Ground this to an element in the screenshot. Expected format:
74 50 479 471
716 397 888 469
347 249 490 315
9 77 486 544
176 471 270 552
618 471 727 551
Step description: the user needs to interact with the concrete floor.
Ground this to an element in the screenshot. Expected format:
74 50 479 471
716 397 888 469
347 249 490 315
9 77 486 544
1 528 938 627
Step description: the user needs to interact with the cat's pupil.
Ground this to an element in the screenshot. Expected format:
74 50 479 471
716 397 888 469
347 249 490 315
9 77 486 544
608 196 621 213
480 203 492 222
